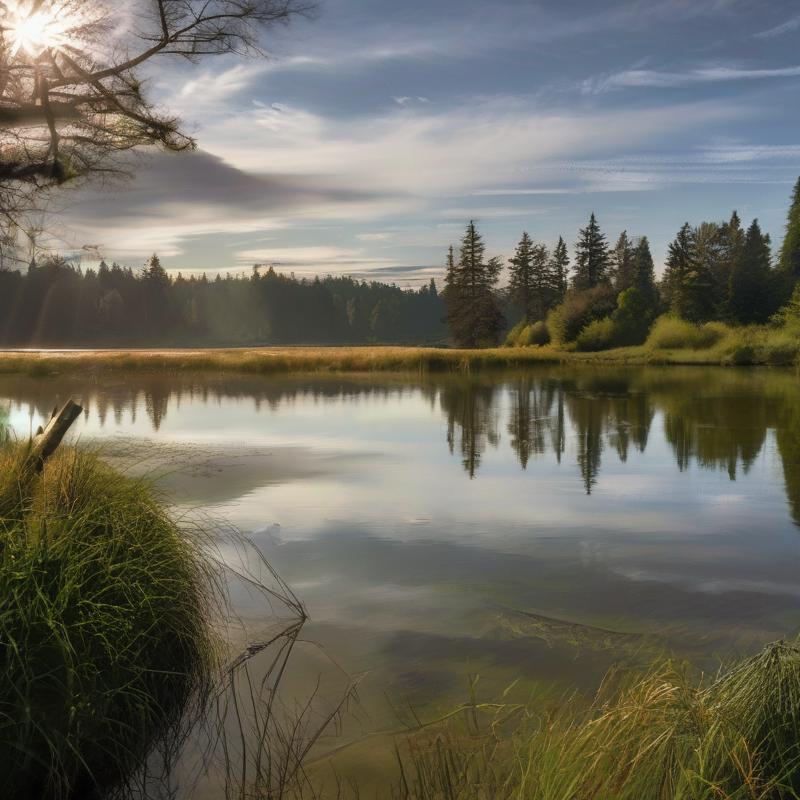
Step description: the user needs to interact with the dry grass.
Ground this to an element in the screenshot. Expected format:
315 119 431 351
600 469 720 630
0 339 795 378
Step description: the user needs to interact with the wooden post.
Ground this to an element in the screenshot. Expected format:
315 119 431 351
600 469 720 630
29 399 83 472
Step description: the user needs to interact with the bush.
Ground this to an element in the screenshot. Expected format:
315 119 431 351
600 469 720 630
611 286 657 346
505 320 551 347
646 315 728 350
547 285 617 344
0 445 219 799
575 317 616 351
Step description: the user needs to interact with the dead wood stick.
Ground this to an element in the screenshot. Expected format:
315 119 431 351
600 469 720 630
29 399 83 472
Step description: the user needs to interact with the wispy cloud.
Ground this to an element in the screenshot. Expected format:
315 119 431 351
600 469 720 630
584 65 800 93
754 15 800 39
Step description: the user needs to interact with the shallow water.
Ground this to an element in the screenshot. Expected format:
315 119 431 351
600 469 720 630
3 365 800 790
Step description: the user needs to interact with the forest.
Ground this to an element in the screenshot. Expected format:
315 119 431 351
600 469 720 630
1 177 798 351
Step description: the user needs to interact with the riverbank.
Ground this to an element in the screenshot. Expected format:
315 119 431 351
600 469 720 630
0 339 796 377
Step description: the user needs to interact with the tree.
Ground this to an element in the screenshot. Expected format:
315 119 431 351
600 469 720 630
444 221 505 347
663 223 713 321
573 213 610 290
780 177 800 284
631 236 658 310
728 219 774 324
0 0 312 235
612 231 636 293
508 232 552 322
549 236 570 302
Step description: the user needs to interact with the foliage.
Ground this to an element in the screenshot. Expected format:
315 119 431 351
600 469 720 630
0 444 219 800
505 319 550 347
444 222 505 347
575 316 616 351
394 639 800 800
573 212 610 290
547 284 617 344
662 222 715 322
728 220 776 324
507 232 553 322
0 259 445 346
612 230 636 292
646 315 729 351
780 177 800 281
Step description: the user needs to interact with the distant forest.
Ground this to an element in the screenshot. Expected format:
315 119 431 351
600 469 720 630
0 262 446 347
1 177 799 348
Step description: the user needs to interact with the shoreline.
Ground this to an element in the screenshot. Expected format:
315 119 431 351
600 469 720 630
0 344 796 376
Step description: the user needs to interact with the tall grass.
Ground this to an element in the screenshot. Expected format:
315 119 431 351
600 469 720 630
0 443 221 799
394 639 800 800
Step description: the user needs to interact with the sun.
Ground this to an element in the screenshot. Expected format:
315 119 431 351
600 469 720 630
1 0 80 57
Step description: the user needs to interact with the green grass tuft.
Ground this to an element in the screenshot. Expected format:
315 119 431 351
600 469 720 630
0 443 220 800
394 639 800 800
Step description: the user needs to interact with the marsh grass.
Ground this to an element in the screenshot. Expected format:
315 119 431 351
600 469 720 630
393 640 800 800
0 442 222 799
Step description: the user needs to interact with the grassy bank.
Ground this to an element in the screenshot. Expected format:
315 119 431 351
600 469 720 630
0 443 219 799
391 639 800 800
0 334 797 379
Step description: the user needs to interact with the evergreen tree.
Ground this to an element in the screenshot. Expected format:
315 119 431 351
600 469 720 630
573 213 610 290
632 236 658 310
780 177 800 283
508 232 535 322
663 223 713 321
612 231 636 293
717 212 744 316
549 236 570 302
445 221 505 347
729 219 774 324
508 232 552 321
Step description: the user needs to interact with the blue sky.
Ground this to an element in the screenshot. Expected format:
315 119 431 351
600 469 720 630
59 0 800 286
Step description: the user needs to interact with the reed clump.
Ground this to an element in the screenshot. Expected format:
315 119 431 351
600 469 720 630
0 443 220 800
395 639 800 800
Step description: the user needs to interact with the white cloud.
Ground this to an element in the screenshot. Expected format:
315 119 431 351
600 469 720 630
754 15 800 39
585 65 800 93
356 232 394 241
199 97 742 198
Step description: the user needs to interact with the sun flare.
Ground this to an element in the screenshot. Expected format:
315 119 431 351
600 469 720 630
1 0 82 57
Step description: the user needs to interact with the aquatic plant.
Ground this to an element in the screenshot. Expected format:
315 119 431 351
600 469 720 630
0 443 221 799
393 639 800 800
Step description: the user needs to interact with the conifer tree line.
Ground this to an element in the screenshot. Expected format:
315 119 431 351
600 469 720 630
0 256 445 346
443 177 800 348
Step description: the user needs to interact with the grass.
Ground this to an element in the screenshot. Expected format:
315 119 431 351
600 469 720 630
0 442 220 800
392 639 800 800
0 328 800 377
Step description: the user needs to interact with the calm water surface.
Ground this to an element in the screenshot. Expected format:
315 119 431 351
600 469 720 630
2 366 800 785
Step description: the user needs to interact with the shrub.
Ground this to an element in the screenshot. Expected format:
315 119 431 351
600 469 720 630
611 286 658 346
521 320 550 346
0 445 219 800
646 315 728 350
547 285 617 344
575 317 616 351
505 320 551 347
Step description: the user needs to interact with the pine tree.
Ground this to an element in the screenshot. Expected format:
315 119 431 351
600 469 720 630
663 223 713 321
508 232 535 322
715 212 744 316
445 221 505 347
549 236 570 302
729 219 774 324
508 232 552 321
573 213 610 290
632 236 658 309
780 177 800 282
612 231 636 293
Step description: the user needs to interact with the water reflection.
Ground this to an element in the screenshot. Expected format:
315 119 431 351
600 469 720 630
2 368 800 525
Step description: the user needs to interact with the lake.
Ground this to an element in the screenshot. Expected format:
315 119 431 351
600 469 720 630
2 365 800 792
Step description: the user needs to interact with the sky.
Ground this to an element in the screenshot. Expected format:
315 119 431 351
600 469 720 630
57 0 800 286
